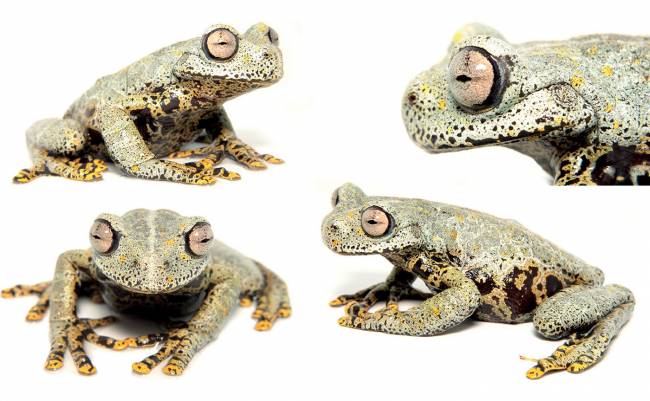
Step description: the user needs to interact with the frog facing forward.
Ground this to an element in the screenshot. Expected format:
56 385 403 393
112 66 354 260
2 209 290 375
403 24 650 185
323 184 634 378
14 23 283 185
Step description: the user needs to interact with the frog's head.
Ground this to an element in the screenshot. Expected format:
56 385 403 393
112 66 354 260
322 184 430 255
89 209 214 294
402 24 595 152
174 23 282 94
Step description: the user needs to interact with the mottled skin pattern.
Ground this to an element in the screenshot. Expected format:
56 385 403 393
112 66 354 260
2 209 290 375
322 184 634 378
403 23 650 185
14 23 283 185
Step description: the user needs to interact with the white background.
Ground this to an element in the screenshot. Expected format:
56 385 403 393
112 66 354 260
0 1 648 400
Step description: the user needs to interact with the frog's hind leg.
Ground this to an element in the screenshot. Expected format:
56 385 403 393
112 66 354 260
2 281 51 321
250 264 291 331
13 118 107 183
525 284 634 379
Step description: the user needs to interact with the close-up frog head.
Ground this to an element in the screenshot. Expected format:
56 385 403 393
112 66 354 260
90 209 213 294
321 183 431 255
402 25 596 152
174 22 283 89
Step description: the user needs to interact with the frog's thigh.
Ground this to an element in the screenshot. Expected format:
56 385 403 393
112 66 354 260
533 284 633 339
26 118 86 156
15 118 106 183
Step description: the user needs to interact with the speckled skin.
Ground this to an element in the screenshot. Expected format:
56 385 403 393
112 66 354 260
403 24 650 185
323 184 634 378
14 23 283 185
2 209 290 375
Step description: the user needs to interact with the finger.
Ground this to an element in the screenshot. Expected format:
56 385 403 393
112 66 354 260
44 336 66 371
213 167 241 181
525 358 564 379
329 286 373 306
67 325 97 375
26 287 50 321
82 328 128 351
163 335 198 376
3 282 50 298
261 154 284 164
83 316 118 328
132 330 186 375
122 333 165 348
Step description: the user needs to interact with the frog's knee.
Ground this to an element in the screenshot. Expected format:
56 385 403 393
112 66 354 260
27 118 86 156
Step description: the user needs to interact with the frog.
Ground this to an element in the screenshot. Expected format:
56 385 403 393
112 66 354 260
13 23 284 185
322 183 634 378
402 23 650 185
2 209 291 375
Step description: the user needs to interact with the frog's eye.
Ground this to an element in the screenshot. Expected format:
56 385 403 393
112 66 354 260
186 223 214 256
361 207 392 237
267 27 279 45
90 219 117 254
448 46 507 112
331 189 340 207
204 28 239 61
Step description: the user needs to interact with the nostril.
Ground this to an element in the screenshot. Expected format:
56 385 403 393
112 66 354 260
330 224 339 232
407 92 418 105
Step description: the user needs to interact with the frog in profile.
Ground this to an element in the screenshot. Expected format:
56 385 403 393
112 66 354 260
323 184 634 378
15 23 283 185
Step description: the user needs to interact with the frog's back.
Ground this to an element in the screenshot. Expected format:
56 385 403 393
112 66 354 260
517 34 650 144
65 40 192 120
427 201 592 279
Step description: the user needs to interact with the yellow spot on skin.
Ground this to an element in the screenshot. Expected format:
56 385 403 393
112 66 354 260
452 30 464 44
454 214 465 223
613 120 620 130
604 103 614 113
570 75 584 87
330 239 340 248
437 99 446 110
449 229 458 240
118 255 126 264
165 239 175 247
166 276 174 284
601 65 613 76
130 165 140 172
432 306 441 317
419 83 430 92
356 228 365 236
554 116 563 125
179 252 190 261
587 46 598 56
346 211 356 219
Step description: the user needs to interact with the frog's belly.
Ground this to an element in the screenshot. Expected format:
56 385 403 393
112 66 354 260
465 264 573 324
97 281 208 321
